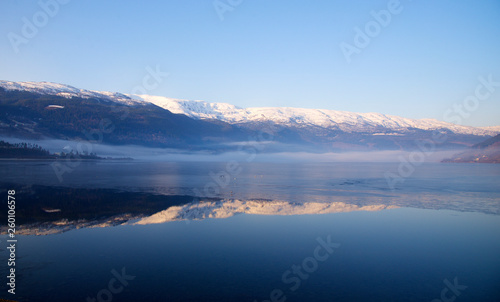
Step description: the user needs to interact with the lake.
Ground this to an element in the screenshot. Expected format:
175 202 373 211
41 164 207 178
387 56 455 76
0 161 499 301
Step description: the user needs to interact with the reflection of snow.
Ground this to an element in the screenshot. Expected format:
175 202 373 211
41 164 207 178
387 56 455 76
135 199 398 225
8 189 499 236
42 208 61 213
1 200 397 236
0 214 137 236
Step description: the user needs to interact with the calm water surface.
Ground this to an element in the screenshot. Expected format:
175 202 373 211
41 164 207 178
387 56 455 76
0 161 499 301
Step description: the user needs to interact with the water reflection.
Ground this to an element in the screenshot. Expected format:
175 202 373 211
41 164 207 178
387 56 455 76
1 181 498 236
0 162 499 301
134 199 398 225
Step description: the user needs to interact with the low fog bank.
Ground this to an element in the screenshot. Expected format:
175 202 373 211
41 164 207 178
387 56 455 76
0 136 463 163
263 150 460 163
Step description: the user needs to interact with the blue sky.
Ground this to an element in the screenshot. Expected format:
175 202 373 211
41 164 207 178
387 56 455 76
1 0 499 126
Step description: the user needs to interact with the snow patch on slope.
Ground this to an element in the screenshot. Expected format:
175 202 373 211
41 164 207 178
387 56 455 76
1 80 498 136
0 80 140 105
480 126 500 132
131 94 499 136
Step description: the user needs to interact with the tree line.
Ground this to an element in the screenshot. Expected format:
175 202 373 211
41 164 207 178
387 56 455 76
0 140 101 159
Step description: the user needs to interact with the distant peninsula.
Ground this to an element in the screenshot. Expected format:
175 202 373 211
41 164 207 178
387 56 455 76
0 140 131 160
442 134 500 163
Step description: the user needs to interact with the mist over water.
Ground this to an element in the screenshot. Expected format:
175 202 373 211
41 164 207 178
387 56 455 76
1 135 498 302
2 0 499 300
0 136 462 162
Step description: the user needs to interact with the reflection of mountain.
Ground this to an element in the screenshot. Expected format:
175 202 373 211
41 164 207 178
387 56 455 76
1 199 397 236
2 213 140 236
1 181 498 236
135 199 398 225
0 185 194 225
0 184 196 235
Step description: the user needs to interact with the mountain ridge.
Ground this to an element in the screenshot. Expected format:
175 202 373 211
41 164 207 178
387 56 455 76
131 94 498 138
443 134 500 163
0 83 249 149
1 80 498 152
1 80 496 137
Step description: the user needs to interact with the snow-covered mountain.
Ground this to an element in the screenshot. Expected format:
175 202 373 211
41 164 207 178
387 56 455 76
0 80 140 105
480 125 500 133
2 80 497 137
1 80 499 151
131 94 498 137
